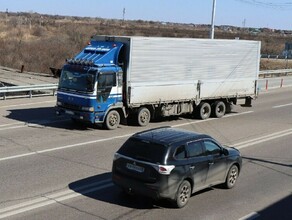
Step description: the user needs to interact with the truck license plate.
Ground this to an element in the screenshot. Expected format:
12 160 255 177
65 110 74 115
126 163 144 173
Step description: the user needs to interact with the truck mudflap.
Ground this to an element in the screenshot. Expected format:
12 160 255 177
241 97 252 107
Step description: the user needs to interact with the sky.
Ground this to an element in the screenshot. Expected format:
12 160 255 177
0 0 291 30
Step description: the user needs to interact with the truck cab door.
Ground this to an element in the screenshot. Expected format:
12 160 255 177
96 72 117 104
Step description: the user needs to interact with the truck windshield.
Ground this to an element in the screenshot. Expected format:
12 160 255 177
59 66 96 92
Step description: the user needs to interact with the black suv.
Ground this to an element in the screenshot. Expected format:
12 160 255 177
112 126 242 208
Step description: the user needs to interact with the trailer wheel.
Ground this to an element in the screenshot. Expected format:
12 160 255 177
104 110 120 130
196 102 211 120
212 101 226 118
137 107 151 126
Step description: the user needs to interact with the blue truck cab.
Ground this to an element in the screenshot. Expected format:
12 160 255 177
56 37 126 129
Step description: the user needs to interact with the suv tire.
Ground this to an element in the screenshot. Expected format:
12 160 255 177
174 180 191 208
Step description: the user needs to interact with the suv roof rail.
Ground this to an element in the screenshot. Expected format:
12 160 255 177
134 126 171 136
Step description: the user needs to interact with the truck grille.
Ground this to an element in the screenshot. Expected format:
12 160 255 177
63 103 82 111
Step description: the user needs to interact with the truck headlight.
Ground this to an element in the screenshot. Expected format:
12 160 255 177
57 101 62 106
81 106 94 112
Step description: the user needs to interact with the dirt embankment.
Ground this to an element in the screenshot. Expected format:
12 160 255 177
0 12 291 74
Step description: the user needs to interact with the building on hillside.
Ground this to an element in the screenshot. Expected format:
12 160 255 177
282 42 292 59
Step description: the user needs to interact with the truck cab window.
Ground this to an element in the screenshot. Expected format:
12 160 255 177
97 73 116 103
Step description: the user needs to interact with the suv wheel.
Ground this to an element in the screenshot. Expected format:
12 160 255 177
224 165 239 189
174 180 191 208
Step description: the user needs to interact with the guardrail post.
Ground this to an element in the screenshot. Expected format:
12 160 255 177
266 79 268 90
280 79 283 88
29 90 32 98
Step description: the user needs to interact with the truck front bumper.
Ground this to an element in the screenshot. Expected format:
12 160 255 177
56 107 104 124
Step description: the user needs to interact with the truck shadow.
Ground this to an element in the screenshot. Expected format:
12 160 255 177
6 107 93 130
6 107 240 130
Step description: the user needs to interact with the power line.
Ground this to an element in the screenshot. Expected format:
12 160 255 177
235 0 292 10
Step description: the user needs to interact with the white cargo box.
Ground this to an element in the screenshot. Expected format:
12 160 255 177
116 37 260 105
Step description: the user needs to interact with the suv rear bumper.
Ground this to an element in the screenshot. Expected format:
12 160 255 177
112 172 177 200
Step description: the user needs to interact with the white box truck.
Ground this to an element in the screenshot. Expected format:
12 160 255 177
56 36 261 129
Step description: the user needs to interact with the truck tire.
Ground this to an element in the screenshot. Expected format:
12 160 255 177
196 102 211 120
104 110 120 130
137 107 151 127
212 101 226 118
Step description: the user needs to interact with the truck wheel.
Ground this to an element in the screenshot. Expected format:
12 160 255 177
104 110 120 130
212 101 226 118
137 107 151 126
197 102 211 120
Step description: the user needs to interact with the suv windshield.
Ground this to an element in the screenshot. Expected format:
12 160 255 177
59 65 96 92
118 138 167 164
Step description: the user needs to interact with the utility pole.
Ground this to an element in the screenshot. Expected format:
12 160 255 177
210 0 216 39
123 7 126 21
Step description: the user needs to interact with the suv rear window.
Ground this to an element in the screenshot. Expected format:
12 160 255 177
117 138 167 164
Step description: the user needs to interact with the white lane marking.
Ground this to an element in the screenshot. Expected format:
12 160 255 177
172 111 253 128
0 119 69 131
0 133 132 162
234 128 292 149
0 179 113 219
273 103 292 108
0 111 253 162
0 122 24 128
238 212 260 220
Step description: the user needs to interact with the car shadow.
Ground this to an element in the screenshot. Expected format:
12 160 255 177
69 172 214 209
68 172 159 209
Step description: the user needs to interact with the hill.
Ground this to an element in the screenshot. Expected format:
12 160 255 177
0 11 291 74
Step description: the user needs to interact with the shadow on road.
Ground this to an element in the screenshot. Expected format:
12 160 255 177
256 195 292 220
6 106 240 131
242 156 292 168
68 172 160 209
6 107 97 130
69 172 215 210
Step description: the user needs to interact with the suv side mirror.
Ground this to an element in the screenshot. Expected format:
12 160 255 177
222 148 229 156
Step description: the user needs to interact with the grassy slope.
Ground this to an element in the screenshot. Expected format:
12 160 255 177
0 12 291 74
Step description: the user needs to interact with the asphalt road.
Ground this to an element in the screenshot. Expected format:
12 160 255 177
0 88 291 220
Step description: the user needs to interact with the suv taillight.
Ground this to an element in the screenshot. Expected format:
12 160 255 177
156 165 175 175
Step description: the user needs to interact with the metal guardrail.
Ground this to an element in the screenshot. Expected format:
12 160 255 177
258 76 292 91
0 69 291 100
259 69 292 78
0 83 58 100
